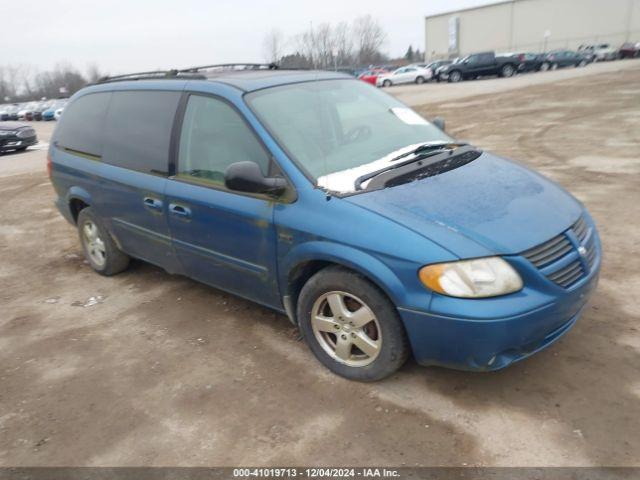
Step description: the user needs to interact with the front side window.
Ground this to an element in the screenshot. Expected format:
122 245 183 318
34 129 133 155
177 95 270 186
246 79 451 183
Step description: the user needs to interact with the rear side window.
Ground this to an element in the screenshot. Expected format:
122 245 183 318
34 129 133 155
102 91 180 175
177 95 270 186
53 92 111 156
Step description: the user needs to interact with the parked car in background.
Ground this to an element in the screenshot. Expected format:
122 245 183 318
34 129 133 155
541 50 590 70
0 121 38 153
358 68 389 86
376 65 432 86
427 60 453 82
5 105 20 121
0 105 12 121
18 102 39 121
33 101 53 121
54 105 66 120
505 52 545 72
618 42 640 58
43 99 68 121
438 51 520 82
578 44 618 62
49 66 600 381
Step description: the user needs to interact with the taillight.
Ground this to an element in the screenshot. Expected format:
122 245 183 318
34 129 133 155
47 151 52 178
519 54 525 61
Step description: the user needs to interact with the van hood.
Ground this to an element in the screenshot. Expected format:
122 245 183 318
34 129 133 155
345 152 582 258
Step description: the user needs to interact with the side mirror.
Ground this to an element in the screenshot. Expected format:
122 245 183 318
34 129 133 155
432 117 446 131
225 161 287 195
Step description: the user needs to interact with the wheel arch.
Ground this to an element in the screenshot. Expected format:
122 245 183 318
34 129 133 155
280 241 407 324
65 186 92 224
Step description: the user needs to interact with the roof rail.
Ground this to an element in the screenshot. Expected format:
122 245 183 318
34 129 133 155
178 63 279 73
95 69 206 84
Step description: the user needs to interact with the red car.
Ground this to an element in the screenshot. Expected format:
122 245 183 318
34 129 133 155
358 69 389 85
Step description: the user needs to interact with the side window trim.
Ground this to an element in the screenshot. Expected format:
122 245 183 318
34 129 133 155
170 91 296 203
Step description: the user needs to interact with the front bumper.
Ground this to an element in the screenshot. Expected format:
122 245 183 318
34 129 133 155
0 135 38 152
399 225 601 371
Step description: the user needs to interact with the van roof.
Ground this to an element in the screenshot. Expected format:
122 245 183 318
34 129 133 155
95 68 352 93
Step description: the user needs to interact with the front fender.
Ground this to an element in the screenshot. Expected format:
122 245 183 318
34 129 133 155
280 240 429 310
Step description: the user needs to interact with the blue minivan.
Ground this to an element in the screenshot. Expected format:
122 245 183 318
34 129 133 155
49 65 601 381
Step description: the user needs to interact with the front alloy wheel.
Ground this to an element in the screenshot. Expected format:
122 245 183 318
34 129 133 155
311 291 382 367
297 266 409 381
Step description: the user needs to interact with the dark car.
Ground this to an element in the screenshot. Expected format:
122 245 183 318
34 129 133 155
508 52 545 72
439 51 520 82
541 50 589 70
427 60 453 82
48 65 600 381
0 122 38 153
619 42 640 58
33 101 54 121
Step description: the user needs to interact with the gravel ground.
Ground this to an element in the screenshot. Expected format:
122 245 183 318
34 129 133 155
0 64 638 467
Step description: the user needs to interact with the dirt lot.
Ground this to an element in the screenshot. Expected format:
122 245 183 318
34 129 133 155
1 64 639 467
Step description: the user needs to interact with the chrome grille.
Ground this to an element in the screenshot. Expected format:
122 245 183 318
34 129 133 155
521 215 596 289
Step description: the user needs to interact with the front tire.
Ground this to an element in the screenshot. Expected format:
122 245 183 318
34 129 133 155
297 267 409 382
382 79 392 87
77 207 130 276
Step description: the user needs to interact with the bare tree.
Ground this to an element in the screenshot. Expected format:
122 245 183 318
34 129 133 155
262 29 284 64
353 15 386 65
333 21 354 67
85 63 104 83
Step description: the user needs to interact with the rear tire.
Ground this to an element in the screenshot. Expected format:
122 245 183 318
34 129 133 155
297 266 410 382
77 207 130 276
448 70 462 83
415 76 425 84
540 62 550 71
501 64 515 78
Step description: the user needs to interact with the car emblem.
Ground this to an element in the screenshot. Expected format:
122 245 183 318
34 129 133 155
578 246 587 256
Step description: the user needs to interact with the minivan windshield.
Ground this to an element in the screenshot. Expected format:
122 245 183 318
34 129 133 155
246 79 451 191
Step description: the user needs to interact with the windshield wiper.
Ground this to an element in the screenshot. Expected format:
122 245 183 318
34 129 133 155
390 141 468 162
354 144 480 192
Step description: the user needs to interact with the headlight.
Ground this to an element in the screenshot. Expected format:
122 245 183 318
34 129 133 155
419 257 523 298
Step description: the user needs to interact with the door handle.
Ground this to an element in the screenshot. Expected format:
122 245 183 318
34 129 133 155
143 197 163 210
169 203 191 218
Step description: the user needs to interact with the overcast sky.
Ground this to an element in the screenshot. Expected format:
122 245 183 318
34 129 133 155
1 0 499 75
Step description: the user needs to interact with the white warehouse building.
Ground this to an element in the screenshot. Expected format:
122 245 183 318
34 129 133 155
424 0 640 59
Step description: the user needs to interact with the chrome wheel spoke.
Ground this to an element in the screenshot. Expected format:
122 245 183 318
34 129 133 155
334 336 352 361
352 331 380 358
312 314 339 333
349 305 375 328
326 293 349 319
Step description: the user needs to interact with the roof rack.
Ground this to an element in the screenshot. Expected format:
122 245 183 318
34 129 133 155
94 63 284 85
95 69 206 84
178 63 279 73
